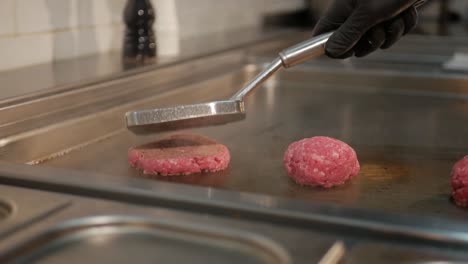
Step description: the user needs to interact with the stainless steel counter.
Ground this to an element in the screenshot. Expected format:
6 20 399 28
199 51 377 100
0 30 468 262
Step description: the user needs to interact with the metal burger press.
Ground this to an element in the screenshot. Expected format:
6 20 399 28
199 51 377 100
125 31 331 134
125 0 426 134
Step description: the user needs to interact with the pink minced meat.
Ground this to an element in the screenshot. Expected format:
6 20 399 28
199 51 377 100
451 156 468 207
283 136 360 188
128 134 230 176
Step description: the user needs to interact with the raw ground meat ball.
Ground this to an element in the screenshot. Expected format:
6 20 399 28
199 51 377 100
284 136 360 188
128 134 230 176
451 156 468 207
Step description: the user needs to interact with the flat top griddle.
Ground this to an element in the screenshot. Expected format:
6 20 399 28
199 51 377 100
34 66 468 220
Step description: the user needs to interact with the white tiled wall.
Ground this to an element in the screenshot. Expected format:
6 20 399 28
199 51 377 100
0 0 15 36
154 0 305 56
0 0 305 72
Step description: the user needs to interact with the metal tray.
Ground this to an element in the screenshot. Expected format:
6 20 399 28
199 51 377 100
0 36 467 221
4 216 290 264
0 185 339 264
4 184 468 264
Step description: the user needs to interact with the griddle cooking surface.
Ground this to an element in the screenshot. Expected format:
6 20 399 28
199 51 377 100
39 69 468 220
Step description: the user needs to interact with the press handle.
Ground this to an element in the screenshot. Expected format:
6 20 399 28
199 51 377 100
278 32 332 68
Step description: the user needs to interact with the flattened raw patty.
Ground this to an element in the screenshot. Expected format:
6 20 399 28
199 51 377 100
129 134 230 176
284 136 360 188
451 156 468 207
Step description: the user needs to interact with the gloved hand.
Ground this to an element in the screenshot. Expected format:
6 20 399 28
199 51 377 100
313 0 419 58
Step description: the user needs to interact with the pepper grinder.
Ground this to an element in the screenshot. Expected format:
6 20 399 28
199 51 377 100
123 0 156 63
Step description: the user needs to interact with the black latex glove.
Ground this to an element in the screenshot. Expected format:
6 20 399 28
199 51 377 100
313 0 419 58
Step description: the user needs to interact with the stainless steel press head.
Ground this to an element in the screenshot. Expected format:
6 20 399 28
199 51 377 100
126 100 246 134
